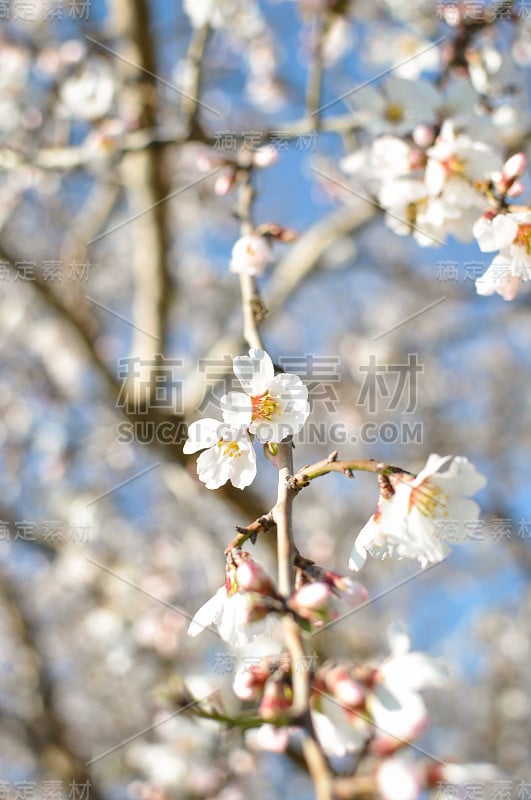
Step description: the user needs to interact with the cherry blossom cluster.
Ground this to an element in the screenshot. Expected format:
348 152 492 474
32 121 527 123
188 550 368 644
177 12 510 792
184 348 309 489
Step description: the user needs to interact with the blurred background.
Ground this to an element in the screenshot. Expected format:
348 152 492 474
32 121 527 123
0 0 530 797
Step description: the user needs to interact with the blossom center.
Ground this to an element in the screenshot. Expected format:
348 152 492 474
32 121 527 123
217 440 242 458
385 102 405 123
251 392 281 421
513 224 531 255
443 154 466 176
409 481 449 518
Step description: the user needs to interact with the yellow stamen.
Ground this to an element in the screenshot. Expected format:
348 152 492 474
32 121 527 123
410 481 449 518
217 440 241 458
514 223 531 255
252 392 281 422
385 103 405 123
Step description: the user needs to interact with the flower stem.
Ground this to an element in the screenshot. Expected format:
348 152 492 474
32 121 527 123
273 440 333 800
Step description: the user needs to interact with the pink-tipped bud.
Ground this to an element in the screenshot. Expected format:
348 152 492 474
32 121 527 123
252 145 279 168
259 678 291 721
442 4 462 26
324 572 368 608
412 125 434 149
507 179 525 197
326 667 365 708
256 222 298 243
502 152 527 183
377 759 422 800
247 724 290 753
215 170 236 196
236 560 275 595
233 669 262 701
196 152 228 172
337 577 368 607
233 662 270 701
291 582 331 612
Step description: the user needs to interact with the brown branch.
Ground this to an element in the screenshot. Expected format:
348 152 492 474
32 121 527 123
182 202 377 418
109 0 172 408
0 244 267 521
225 512 276 553
272 440 333 800
235 151 267 351
289 452 407 493
181 23 212 138
305 10 329 130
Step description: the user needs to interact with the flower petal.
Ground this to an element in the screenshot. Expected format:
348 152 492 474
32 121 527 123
233 349 275 396
183 418 222 454
229 441 257 489
196 444 233 489
220 391 252 428
381 652 448 692
430 455 487 496
187 586 226 637
473 214 518 252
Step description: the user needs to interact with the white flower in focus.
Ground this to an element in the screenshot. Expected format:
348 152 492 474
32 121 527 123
183 418 256 490
349 454 487 570
187 585 266 645
221 348 309 443
474 212 531 301
230 233 272 276
353 77 440 137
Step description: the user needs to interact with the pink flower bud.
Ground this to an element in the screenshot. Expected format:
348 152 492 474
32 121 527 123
233 662 269 701
442 4 462 25
215 170 236 196
412 125 434 148
246 724 290 753
502 152 527 182
259 678 291 720
197 152 226 172
328 575 368 607
252 145 279 168
291 582 331 612
377 759 422 800
326 667 365 708
507 179 525 197
236 560 275 594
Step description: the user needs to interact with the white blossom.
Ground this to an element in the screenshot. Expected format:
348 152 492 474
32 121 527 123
368 622 448 752
474 212 531 300
350 454 487 570
60 58 115 120
353 77 440 137
229 233 272 276
187 585 265 645
221 348 309 443
377 758 422 800
183 418 256 490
